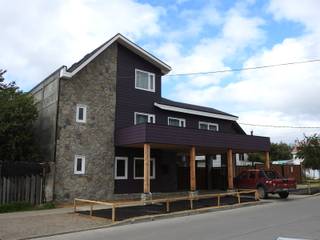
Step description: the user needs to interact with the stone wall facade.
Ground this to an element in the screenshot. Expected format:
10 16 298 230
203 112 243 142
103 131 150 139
54 43 117 201
30 68 61 162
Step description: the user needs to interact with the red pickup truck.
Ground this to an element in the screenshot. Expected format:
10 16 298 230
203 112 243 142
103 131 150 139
234 169 296 199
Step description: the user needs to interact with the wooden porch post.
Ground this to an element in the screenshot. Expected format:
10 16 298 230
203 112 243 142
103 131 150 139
143 143 151 193
227 149 234 190
265 151 270 170
190 146 196 192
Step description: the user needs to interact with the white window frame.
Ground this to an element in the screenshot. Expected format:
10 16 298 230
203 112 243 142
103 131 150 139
134 112 156 125
198 121 219 131
168 117 186 127
74 155 85 175
76 104 87 123
133 157 156 180
135 69 155 92
114 157 128 180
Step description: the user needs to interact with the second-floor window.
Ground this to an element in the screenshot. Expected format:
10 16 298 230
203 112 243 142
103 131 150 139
135 69 155 92
134 112 155 125
199 121 219 131
168 117 186 127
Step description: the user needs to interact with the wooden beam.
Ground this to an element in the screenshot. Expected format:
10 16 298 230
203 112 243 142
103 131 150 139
265 151 270 170
190 146 196 192
227 149 234 190
143 143 151 193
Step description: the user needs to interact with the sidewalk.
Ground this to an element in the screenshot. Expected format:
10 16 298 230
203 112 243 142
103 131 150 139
0 206 112 240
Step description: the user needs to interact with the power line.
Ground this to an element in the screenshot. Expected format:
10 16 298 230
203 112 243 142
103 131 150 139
166 58 320 77
239 122 320 129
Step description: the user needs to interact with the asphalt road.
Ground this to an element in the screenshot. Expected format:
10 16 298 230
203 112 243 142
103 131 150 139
37 195 320 240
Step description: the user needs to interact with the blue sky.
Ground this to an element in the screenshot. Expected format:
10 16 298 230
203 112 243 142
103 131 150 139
1 0 320 143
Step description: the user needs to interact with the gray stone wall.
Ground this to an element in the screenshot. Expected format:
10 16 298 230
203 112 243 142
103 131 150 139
30 68 61 162
54 43 117 202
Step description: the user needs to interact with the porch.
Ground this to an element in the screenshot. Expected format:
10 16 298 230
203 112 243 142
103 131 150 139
115 123 271 196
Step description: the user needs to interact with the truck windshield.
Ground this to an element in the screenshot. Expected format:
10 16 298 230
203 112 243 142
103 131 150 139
264 171 279 179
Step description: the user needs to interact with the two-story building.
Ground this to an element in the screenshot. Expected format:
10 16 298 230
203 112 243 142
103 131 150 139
31 34 270 202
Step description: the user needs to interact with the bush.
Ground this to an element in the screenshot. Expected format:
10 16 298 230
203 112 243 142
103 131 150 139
0 202 55 213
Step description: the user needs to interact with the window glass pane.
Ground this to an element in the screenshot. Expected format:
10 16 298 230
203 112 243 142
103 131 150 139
76 158 82 172
150 159 154 178
135 159 144 178
169 118 181 127
136 114 148 124
78 107 84 120
136 71 149 89
149 74 154 90
116 159 125 177
209 124 218 131
199 123 208 130
150 115 155 123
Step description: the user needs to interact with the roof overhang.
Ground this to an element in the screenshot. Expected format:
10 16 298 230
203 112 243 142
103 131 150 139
60 34 171 79
115 124 270 152
154 102 239 121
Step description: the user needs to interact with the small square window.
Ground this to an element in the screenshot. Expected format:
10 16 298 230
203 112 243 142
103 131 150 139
76 104 87 123
198 122 219 131
134 158 156 179
168 117 186 127
115 157 128 180
134 112 155 125
135 69 155 92
74 155 85 174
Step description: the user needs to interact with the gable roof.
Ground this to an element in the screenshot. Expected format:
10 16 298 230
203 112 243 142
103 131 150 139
154 98 238 121
60 33 171 78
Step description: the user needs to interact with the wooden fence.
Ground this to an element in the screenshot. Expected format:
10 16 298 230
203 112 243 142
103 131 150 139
0 162 48 205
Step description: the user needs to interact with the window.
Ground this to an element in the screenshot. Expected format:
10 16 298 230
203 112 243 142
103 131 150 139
135 69 155 92
168 117 186 127
134 112 155 125
134 158 156 179
76 104 87 123
198 121 219 131
115 157 128 180
74 155 85 174
249 171 256 179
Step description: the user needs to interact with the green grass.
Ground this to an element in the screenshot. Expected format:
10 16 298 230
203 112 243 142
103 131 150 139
0 202 55 213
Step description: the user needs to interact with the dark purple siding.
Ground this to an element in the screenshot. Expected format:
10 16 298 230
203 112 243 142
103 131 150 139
114 147 178 193
116 124 270 152
115 43 244 134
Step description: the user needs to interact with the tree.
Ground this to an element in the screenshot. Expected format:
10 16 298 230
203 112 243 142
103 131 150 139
247 152 264 164
270 142 292 161
296 134 320 170
0 70 39 161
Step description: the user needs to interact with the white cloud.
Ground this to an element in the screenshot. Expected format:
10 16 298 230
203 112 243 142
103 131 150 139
159 5 265 90
268 0 320 33
0 0 164 90
161 1 320 142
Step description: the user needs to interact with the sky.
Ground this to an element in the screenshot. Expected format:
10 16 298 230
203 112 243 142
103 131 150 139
1 0 320 144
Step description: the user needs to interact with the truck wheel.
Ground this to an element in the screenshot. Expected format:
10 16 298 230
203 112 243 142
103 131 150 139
279 191 289 199
257 186 268 199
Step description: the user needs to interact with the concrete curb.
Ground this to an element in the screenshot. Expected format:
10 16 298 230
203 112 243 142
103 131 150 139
21 201 263 240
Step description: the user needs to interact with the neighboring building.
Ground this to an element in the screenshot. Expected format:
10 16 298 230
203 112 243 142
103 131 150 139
30 34 270 202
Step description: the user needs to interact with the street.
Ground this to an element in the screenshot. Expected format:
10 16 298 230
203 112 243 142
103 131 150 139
37 195 320 240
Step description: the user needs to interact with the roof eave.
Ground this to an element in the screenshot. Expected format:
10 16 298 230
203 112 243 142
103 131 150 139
60 33 171 79
154 102 239 121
